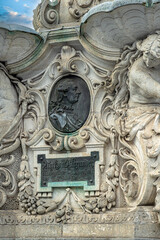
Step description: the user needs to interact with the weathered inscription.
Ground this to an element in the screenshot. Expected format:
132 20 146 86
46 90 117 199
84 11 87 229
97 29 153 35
38 151 99 187
0 209 158 225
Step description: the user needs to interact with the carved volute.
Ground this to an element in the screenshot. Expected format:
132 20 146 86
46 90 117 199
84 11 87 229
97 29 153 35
1 0 160 238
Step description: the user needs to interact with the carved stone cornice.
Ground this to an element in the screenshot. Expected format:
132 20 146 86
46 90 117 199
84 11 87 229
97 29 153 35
7 27 79 75
33 0 109 32
80 0 160 60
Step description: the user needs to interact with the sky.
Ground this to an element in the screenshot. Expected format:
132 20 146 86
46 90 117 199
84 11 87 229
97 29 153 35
0 0 41 29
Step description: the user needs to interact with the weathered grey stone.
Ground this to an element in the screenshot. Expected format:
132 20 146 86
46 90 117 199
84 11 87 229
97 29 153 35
1 0 160 239
0 208 159 239
63 223 134 238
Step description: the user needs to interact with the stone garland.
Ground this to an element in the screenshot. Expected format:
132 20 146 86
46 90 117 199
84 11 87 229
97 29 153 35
15 46 119 222
2 34 160 223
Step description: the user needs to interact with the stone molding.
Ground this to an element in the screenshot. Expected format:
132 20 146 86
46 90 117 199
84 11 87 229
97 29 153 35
80 0 160 60
1 1 160 238
33 0 110 31
0 208 160 239
0 208 158 225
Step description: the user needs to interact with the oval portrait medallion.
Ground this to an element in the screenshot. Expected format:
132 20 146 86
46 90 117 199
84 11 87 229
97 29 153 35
48 75 90 133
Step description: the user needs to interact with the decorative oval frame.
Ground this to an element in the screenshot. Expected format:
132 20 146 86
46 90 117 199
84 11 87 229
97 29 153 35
47 72 93 136
48 74 91 134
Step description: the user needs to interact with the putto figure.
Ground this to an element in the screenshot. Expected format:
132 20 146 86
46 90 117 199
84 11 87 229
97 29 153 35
0 64 18 141
0 63 29 156
49 78 83 133
129 33 160 107
106 32 160 211
110 32 160 112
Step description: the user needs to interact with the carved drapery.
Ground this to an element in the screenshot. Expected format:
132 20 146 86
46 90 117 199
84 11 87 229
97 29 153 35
101 33 160 218
0 64 27 208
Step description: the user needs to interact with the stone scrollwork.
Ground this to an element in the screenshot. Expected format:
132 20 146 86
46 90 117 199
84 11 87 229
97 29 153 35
16 45 119 217
0 63 26 157
104 32 160 214
41 45 110 152
33 0 60 31
4 29 160 221
0 62 48 210
33 0 103 31
22 89 46 145
3 0 160 235
0 155 17 208
0 63 28 208
120 160 140 200
68 0 101 19
48 45 109 88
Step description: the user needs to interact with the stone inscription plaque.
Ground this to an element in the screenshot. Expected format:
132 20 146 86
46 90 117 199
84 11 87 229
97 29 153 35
38 152 99 187
48 75 90 133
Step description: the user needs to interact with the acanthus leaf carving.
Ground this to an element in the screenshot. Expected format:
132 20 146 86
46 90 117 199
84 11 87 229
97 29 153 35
0 63 29 209
15 44 119 218
0 155 17 208
100 31 160 217
0 45 119 216
0 63 28 157
23 89 47 144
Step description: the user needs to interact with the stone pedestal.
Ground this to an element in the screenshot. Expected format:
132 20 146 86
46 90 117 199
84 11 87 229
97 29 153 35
1 0 160 239
0 207 159 239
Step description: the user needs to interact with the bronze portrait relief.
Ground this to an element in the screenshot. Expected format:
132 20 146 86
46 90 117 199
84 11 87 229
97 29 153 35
48 76 90 133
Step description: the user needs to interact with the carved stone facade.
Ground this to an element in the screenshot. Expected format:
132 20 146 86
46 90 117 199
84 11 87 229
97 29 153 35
1 0 160 239
33 0 108 31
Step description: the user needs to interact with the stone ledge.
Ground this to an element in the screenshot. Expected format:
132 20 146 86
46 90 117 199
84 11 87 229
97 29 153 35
0 207 159 239
1 239 160 240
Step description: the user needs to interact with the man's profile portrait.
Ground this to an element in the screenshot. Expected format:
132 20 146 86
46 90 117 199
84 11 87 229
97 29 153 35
48 76 90 133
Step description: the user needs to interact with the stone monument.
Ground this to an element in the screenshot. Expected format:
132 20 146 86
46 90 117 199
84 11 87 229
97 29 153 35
1 0 160 239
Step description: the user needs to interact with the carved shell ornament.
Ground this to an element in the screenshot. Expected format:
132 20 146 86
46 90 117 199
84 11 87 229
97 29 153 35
80 0 160 60
79 0 160 218
2 0 160 224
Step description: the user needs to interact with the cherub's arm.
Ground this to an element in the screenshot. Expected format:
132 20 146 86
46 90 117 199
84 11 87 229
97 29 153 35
129 65 160 99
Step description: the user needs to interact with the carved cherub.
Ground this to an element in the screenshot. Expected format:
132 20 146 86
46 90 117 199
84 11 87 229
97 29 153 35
107 33 160 210
0 65 18 140
110 32 160 112
129 33 160 107
0 63 28 155
105 32 160 140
